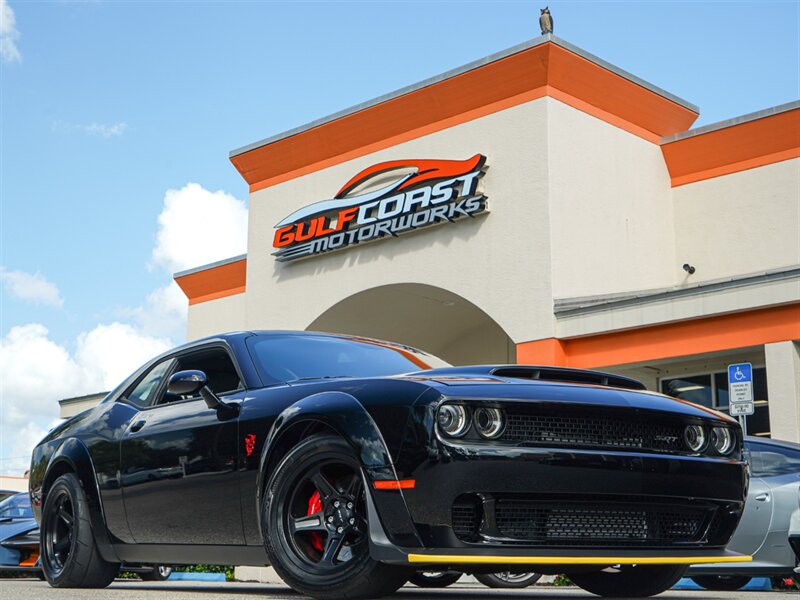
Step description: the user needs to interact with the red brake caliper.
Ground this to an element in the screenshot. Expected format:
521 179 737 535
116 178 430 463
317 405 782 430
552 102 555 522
307 490 324 551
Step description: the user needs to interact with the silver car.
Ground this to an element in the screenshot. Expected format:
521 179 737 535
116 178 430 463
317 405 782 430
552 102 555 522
688 437 800 590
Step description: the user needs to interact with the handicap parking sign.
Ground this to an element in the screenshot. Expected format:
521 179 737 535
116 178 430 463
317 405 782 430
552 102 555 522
728 363 753 404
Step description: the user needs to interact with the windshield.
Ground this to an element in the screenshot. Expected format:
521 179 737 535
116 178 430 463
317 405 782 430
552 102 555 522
247 334 450 383
0 493 33 519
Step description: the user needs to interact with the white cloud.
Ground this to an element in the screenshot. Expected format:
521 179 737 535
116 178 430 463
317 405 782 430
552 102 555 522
52 120 128 138
74 322 170 390
85 122 128 138
1 267 64 308
0 323 171 475
119 281 188 340
151 183 248 273
4 421 57 477
0 0 21 64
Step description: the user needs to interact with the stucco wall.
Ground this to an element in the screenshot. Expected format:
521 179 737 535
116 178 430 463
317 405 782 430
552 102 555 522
547 98 677 299
672 158 800 281
187 293 247 341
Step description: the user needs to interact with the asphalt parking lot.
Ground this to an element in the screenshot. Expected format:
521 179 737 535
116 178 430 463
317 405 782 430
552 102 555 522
0 580 786 599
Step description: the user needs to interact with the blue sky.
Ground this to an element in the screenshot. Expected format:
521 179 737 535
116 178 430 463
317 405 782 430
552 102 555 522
0 0 798 474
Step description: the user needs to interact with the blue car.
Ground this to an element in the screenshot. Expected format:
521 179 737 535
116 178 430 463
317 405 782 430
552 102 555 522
0 492 41 575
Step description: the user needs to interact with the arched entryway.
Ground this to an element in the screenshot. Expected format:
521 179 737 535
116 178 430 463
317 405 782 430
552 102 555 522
307 283 514 365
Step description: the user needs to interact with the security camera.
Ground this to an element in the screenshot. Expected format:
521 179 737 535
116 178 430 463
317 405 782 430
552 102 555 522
682 263 696 275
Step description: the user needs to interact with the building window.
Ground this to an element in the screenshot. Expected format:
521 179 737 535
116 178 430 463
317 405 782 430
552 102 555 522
660 367 770 438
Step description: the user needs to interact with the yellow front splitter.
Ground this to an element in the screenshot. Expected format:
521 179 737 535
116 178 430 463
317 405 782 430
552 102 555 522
407 553 752 566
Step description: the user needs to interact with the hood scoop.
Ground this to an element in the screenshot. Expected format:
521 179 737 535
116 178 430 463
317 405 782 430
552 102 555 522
490 366 646 391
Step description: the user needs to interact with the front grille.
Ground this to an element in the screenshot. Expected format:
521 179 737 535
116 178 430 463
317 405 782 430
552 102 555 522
502 410 685 453
494 499 710 546
452 500 481 541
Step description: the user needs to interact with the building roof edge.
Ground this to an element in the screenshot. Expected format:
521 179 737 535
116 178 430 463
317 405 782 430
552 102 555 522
230 35 699 159
173 254 248 280
662 100 800 144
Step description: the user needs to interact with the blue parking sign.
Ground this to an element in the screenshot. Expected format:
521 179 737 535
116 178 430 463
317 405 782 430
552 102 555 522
728 363 752 384
728 362 754 408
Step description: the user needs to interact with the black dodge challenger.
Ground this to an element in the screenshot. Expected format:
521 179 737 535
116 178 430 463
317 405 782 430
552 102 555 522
29 331 750 598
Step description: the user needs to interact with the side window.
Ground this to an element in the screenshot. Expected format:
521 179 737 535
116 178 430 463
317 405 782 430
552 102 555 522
160 348 242 405
749 443 800 477
125 360 173 408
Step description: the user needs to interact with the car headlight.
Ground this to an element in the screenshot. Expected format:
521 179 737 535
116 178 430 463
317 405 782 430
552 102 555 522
684 425 707 452
474 407 505 439
711 426 735 455
437 404 470 437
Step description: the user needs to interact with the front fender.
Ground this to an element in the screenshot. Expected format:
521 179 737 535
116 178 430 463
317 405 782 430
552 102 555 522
256 391 422 548
257 391 393 497
40 438 119 563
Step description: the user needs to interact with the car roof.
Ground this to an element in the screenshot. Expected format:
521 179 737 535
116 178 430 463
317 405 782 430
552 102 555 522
172 330 420 353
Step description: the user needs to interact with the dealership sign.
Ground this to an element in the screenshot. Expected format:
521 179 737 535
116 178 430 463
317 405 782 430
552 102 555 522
272 155 488 262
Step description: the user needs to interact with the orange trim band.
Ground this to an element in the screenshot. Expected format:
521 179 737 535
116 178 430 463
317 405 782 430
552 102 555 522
233 41 697 192
174 258 247 306
249 88 548 193
662 107 800 187
373 479 416 490
517 304 800 369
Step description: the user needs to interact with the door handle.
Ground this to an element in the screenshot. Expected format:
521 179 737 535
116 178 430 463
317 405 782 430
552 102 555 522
130 420 146 433
755 493 770 502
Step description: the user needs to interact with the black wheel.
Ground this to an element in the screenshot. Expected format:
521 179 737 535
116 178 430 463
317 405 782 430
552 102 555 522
140 565 173 581
409 571 462 587
475 572 542 588
263 435 412 599
691 575 751 591
41 473 119 588
569 565 686 597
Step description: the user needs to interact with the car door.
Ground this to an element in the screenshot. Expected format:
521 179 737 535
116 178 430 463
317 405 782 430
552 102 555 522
727 441 800 558
727 475 773 557
119 345 245 545
749 442 800 565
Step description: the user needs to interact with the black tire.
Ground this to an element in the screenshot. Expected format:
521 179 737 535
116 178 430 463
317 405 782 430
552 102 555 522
40 473 119 588
263 435 412 599
475 572 542 588
140 565 173 581
569 565 686 597
409 571 462 587
691 575 751 591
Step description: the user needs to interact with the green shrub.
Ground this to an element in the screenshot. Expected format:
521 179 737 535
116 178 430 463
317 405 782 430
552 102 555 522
553 573 572 586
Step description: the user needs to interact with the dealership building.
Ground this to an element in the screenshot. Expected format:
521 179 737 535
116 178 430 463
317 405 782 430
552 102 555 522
175 35 800 442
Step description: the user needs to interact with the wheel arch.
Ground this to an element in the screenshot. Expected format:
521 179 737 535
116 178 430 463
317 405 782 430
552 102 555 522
42 438 119 563
256 391 393 501
254 391 398 533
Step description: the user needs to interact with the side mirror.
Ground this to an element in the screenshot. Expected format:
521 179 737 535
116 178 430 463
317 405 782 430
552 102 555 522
167 369 237 415
168 370 207 397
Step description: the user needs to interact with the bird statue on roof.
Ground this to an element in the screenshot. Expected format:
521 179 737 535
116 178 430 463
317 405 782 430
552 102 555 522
539 7 553 35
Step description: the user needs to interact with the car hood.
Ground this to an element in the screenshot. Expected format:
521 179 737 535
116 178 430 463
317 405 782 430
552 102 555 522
399 365 736 424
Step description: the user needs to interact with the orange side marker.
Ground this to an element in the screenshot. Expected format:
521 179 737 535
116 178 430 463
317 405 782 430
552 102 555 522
373 480 416 490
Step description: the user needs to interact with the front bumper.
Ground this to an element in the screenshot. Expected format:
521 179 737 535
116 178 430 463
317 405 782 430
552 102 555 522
370 446 746 552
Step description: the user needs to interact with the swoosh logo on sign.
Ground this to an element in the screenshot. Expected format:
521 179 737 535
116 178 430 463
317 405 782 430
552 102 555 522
274 155 485 229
